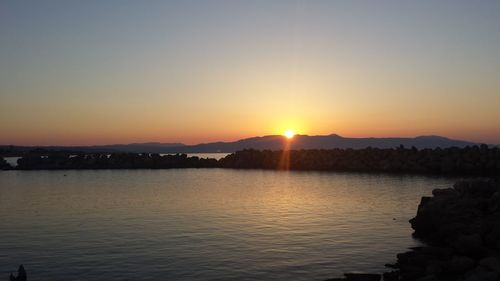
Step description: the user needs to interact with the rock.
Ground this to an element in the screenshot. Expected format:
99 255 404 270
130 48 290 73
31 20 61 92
432 188 459 197
408 253 433 267
0 157 12 170
398 264 426 280
437 222 467 241
343 273 381 281
382 271 399 281
397 251 416 264
487 192 500 212
9 265 26 281
415 275 440 281
464 266 498 281
479 256 500 273
424 260 443 276
419 247 453 259
451 234 484 256
446 256 475 274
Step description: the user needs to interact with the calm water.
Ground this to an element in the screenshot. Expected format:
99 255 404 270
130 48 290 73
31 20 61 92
0 169 456 281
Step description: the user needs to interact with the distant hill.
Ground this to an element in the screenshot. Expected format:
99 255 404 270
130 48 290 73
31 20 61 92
0 135 488 155
0 143 185 155
88 142 185 153
164 134 482 153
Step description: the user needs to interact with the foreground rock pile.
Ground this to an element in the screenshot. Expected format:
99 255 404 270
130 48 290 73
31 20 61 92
325 179 500 281
384 179 500 281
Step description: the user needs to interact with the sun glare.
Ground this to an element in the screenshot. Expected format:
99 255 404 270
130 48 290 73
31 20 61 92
284 129 295 139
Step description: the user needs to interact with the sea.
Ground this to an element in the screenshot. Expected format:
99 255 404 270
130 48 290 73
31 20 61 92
0 165 458 280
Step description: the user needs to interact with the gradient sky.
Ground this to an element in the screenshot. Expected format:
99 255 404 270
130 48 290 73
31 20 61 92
1 0 500 145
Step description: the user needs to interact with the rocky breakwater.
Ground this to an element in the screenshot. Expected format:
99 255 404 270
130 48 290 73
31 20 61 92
383 179 500 281
0 157 12 170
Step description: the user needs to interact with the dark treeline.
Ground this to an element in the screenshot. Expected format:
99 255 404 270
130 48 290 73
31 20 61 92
12 153 218 170
219 145 500 175
1 145 500 175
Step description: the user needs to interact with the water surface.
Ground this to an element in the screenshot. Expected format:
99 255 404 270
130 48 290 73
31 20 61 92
0 169 456 280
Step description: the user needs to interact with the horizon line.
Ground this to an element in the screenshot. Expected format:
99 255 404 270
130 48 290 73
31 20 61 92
0 133 495 148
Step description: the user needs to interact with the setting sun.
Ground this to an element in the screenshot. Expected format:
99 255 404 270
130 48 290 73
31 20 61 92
284 129 295 139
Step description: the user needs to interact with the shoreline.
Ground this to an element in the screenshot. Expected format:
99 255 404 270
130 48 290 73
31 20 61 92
328 179 500 281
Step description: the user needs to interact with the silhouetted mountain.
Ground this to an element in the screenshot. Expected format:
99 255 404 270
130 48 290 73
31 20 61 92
0 135 488 155
88 142 185 153
165 134 482 153
0 143 185 156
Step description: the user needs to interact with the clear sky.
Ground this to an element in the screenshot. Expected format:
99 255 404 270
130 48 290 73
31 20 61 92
1 0 500 145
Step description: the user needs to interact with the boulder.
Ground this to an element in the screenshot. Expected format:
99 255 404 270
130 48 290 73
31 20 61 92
450 233 484 256
9 265 26 281
343 273 381 281
479 256 500 273
464 266 498 281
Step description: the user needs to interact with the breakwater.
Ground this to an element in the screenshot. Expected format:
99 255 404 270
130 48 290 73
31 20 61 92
1 146 500 175
219 147 500 175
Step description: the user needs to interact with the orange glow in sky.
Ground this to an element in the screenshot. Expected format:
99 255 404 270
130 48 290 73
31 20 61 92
1 2 500 146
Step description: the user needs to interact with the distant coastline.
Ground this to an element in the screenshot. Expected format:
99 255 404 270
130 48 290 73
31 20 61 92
1 134 493 155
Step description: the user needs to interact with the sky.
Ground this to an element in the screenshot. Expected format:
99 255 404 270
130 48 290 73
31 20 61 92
1 0 500 145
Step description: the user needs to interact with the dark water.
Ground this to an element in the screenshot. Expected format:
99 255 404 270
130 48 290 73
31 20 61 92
0 169 456 280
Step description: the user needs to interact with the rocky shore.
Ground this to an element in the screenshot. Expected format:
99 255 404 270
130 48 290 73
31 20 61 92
393 179 500 281
327 179 500 281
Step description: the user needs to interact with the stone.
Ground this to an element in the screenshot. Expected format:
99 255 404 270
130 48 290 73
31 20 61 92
419 247 453 259
452 234 483 255
464 267 498 281
446 256 475 274
415 275 440 281
382 271 399 281
343 273 381 281
432 188 459 197
9 265 26 281
479 256 500 273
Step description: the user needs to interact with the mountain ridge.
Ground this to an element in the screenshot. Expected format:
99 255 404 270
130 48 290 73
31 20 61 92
0 134 491 155
166 134 481 153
